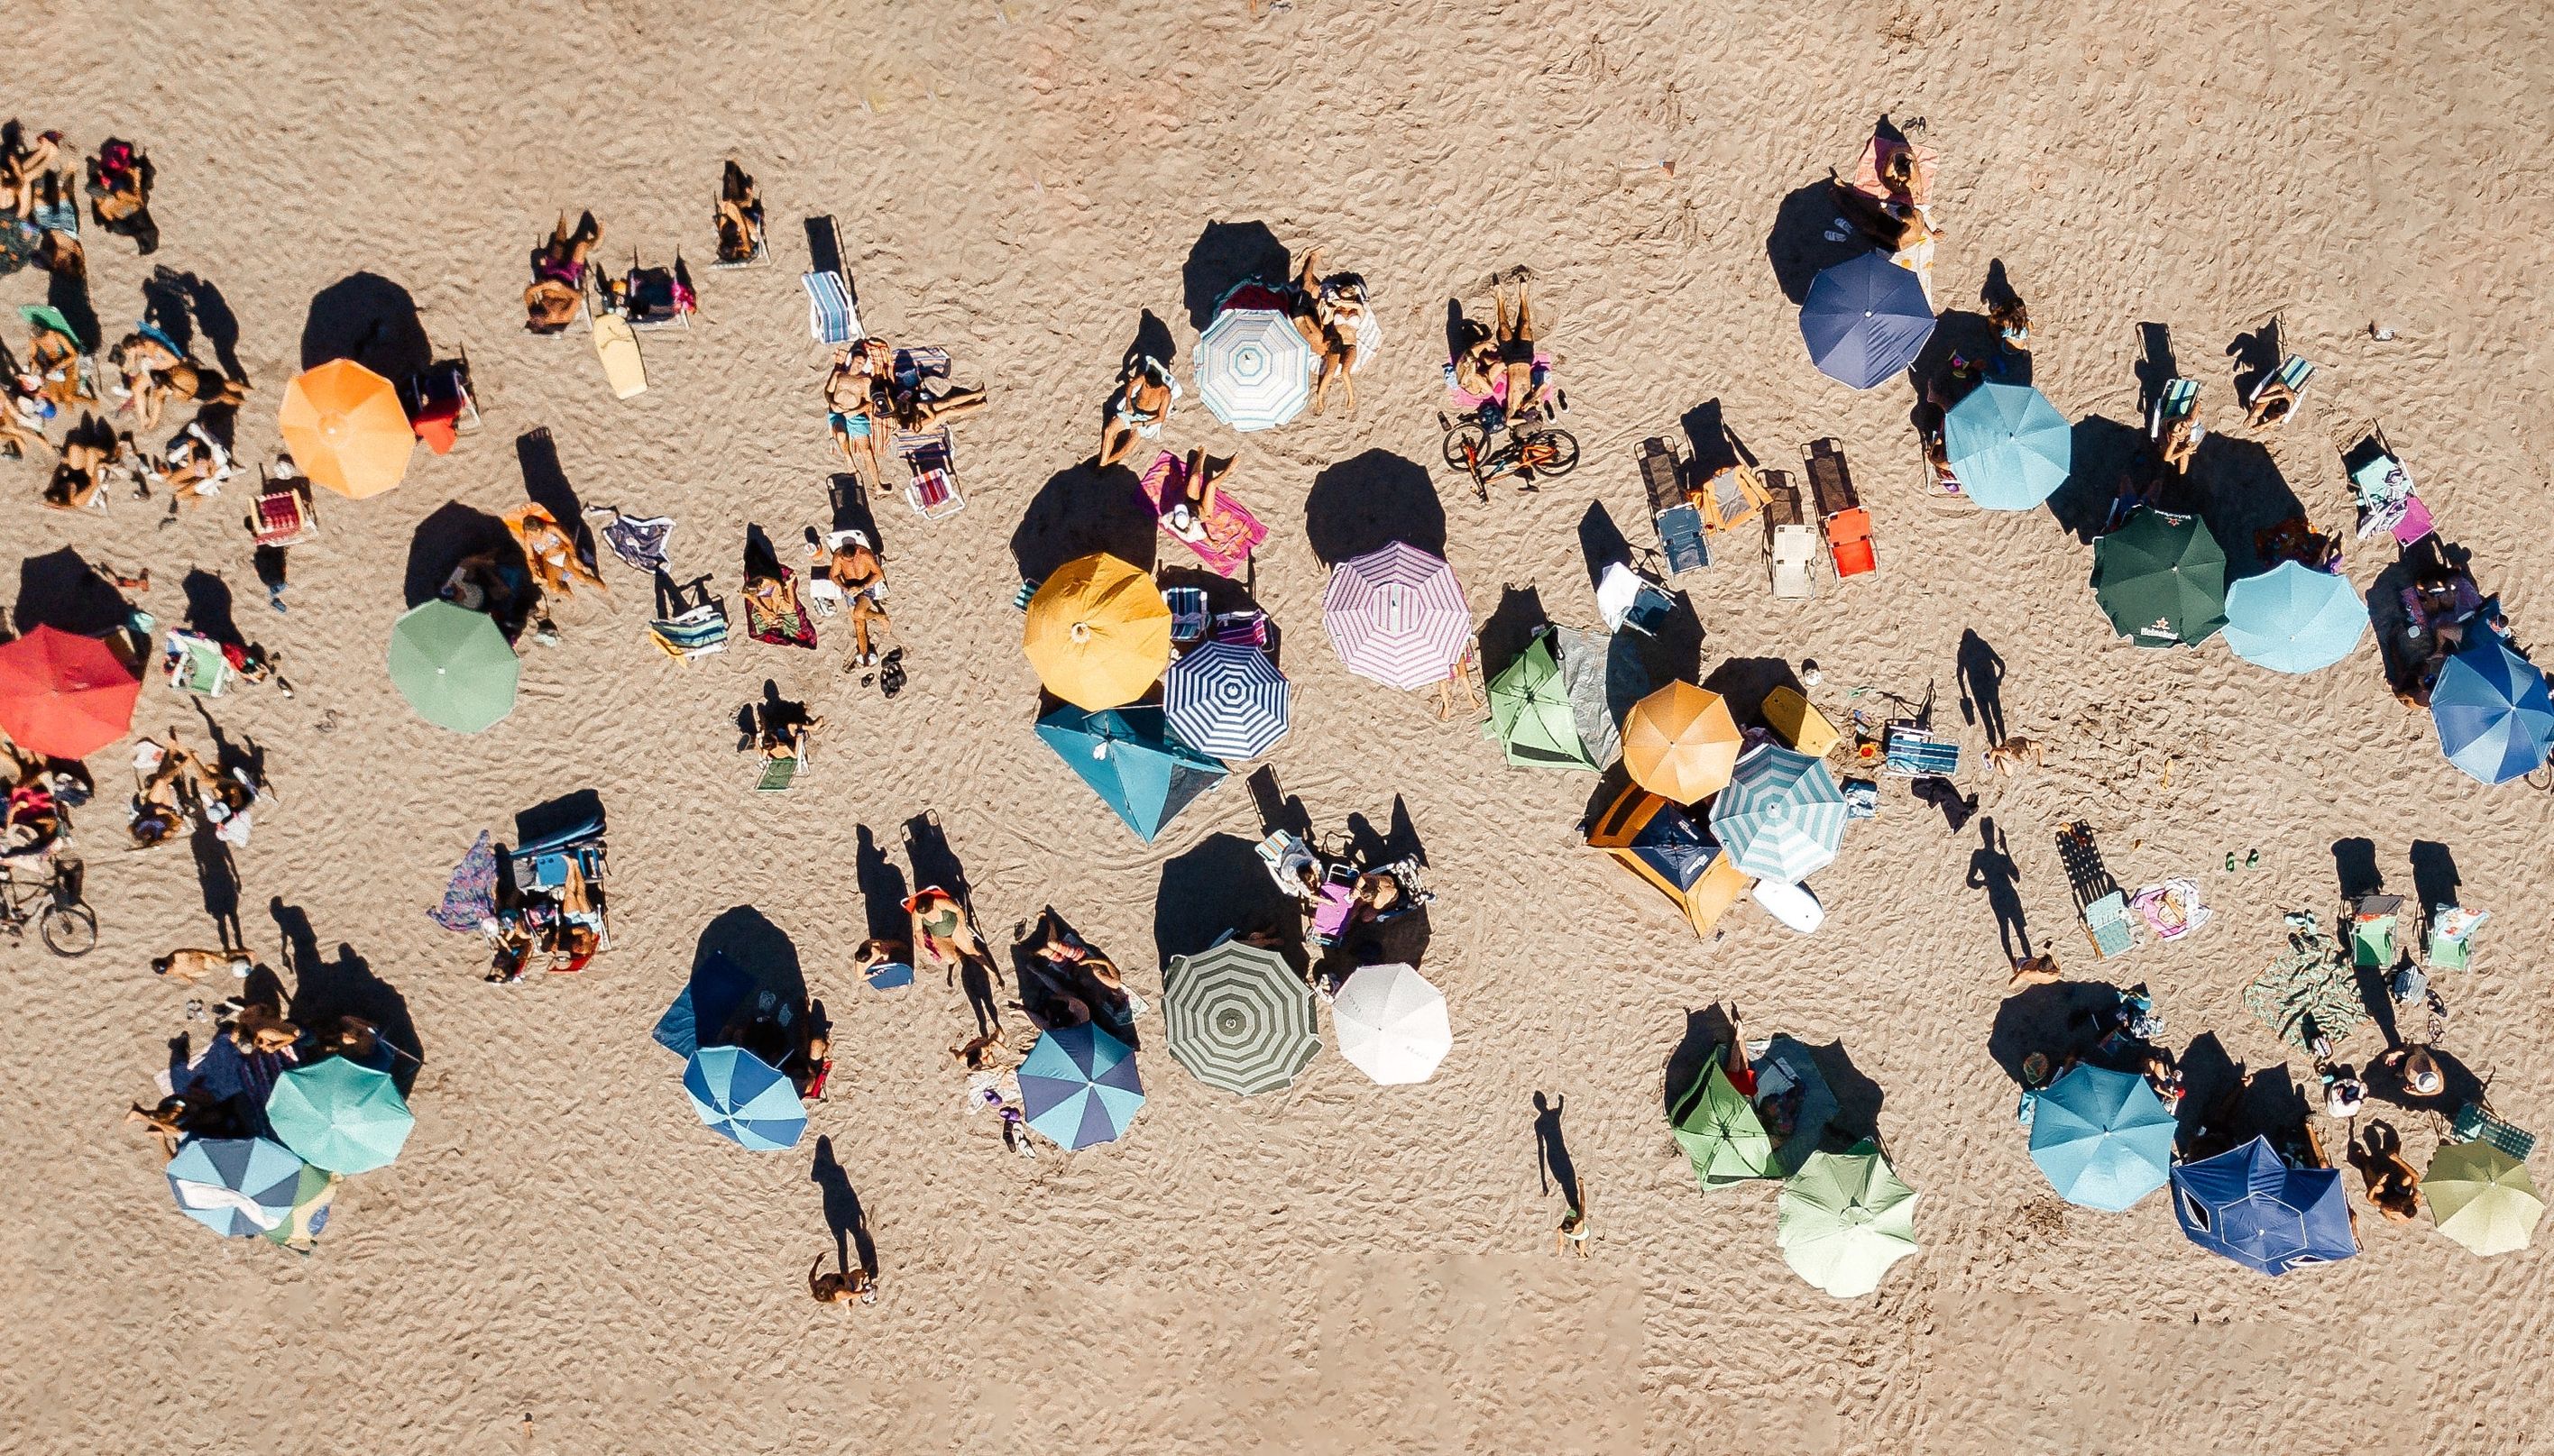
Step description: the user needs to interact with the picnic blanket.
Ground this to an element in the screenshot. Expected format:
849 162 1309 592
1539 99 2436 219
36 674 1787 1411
431 830 499 933
594 511 674 574
1137 451 1266 577
2243 915 2369 1050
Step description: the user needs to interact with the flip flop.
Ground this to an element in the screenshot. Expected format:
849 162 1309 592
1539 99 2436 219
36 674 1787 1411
878 647 906 698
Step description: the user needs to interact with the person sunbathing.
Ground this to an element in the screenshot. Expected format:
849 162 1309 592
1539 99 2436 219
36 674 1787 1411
714 160 761 263
1351 870 1403 922
1096 355 1177 469
810 530 890 667
2245 373 2299 428
110 334 249 432
26 318 87 408
126 1094 199 1159
2156 413 2199 474
2347 1122 2422 1222
887 373 987 432
84 137 155 252
1291 248 1363 415
1488 270 1539 417
41 435 111 510
159 414 236 506
1163 447 1234 543
1449 319 1498 399
524 212 600 334
0 122 60 216
153 948 253 984
822 343 889 486
0 373 47 460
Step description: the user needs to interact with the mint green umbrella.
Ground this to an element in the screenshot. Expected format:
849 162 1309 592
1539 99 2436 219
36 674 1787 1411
387 600 519 732
265 1058 414 1174
1670 1061 1772 1190
1778 1140 1920 1297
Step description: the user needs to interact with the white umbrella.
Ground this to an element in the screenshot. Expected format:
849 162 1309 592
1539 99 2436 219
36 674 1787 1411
1195 306 1313 432
1330 963 1449 1085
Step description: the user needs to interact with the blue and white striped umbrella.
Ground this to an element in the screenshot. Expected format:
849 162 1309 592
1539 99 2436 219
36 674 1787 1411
166 1136 309 1238
1163 641 1290 759
683 1045 807 1151
1708 744 1848 884
1196 307 1313 432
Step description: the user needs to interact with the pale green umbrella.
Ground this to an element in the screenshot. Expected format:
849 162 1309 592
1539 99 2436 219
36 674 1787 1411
1670 1061 1771 1190
265 1059 414 1174
387 600 519 733
1778 1140 1919 1297
2423 1140 2544 1256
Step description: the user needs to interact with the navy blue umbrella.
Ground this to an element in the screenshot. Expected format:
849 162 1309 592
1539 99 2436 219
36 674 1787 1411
2170 1135 2356 1276
1799 252 1935 389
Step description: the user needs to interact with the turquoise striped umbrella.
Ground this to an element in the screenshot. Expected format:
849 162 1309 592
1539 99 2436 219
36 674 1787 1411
1708 745 1847 884
683 1045 806 1150
1196 303 1313 432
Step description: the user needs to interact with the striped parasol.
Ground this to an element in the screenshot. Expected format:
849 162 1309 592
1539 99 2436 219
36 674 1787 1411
1163 641 1290 759
1164 940 1318 1096
1323 542 1471 691
1017 1022 1145 1150
1196 306 1313 431
1708 744 1847 884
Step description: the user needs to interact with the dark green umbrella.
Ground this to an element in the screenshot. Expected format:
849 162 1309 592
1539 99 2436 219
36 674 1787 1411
2091 507 2228 647
387 601 519 732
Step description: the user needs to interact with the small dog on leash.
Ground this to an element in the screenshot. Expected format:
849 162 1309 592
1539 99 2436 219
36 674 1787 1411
1982 737 2044 775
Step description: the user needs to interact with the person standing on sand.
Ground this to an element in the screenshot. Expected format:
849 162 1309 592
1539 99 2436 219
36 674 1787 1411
1556 1186 1592 1259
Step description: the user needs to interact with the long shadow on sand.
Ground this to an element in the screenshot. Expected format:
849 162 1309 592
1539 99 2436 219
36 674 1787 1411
1009 463 1157 585
1181 221 1291 331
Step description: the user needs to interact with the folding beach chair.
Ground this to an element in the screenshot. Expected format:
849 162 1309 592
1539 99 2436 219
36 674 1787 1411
1695 462 1771 536
2246 354 2315 426
1011 578 1041 612
1804 439 1874 579
1162 587 1210 645
2425 902 2487 971
1638 437 1709 574
2451 1102 2538 1162
1211 610 1271 648
752 753 800 794
2347 893 2404 970
1595 562 1673 636
2081 890 2136 959
647 601 730 661
894 426 964 520
2147 378 2199 440
1765 472 1814 600
1881 724 1960 776
803 270 860 345
249 468 317 549
2346 426 2432 546
712 206 768 270
161 630 234 698
617 255 694 332
409 349 482 454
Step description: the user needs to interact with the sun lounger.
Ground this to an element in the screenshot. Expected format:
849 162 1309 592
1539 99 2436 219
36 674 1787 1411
2245 353 2315 426
712 207 767 270
752 753 800 794
803 270 861 344
647 601 730 660
1135 450 1267 575
1212 609 1270 648
2347 427 2432 545
1881 724 1959 776
1638 438 1710 574
1803 439 1875 579
2347 893 2404 970
250 469 317 549
161 630 233 697
2147 378 2199 439
2081 889 2136 958
1595 562 1673 636
1696 462 1771 536
894 426 965 520
1764 472 1815 600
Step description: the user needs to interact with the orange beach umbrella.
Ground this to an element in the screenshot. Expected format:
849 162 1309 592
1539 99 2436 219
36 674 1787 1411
1623 682 1742 803
1023 554 1172 710
279 360 414 499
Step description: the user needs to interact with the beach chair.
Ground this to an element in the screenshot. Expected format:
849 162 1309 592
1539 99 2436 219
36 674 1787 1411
612 254 694 332
1761 685 1841 758
1881 724 1960 776
2347 893 2403 970
752 753 800 794
803 270 861 345
2147 378 2199 440
712 205 768 270
1211 609 1271 648
2450 1103 2537 1162
1595 562 1673 636
1765 472 1815 600
2081 890 2136 959
2346 426 2432 546
1804 439 1875 579
2246 353 2315 427
1639 438 1709 574
409 350 482 454
2425 902 2487 971
894 426 965 520
161 630 233 697
647 600 730 660
1163 587 1210 645
1695 462 1771 536
1011 577 1041 612
249 468 317 549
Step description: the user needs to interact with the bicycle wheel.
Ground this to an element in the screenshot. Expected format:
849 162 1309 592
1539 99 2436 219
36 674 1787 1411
40 903 96 957
1525 428 1581 477
1442 423 1491 470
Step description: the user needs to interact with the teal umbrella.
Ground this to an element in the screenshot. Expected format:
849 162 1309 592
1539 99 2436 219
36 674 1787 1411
683 1045 807 1150
1943 382 2072 510
1034 705 1227 843
2027 1065 2174 1212
2222 562 2368 673
265 1058 415 1174
387 600 519 732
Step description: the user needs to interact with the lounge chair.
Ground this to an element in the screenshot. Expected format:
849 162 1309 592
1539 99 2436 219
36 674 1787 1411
803 270 861 344
1881 724 1959 776
409 350 482 454
894 426 965 520
1595 562 1673 636
1163 587 1209 644
1639 437 1708 574
1804 439 1875 579
161 630 233 697
2081 889 2136 958
1135 450 1266 576
2450 1102 2537 1162
2346 426 2433 546
618 255 695 332
2426 902 2487 971
752 753 800 794
1765 472 1815 600
1011 577 1041 612
2147 378 2199 440
1696 462 1770 536
2245 353 2315 427
647 600 730 660
2347 893 2403 970
1212 609 1270 648
250 468 317 549
712 206 767 270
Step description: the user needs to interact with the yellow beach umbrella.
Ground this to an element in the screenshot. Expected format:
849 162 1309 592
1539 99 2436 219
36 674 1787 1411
2423 1140 2544 1257
1623 682 1742 803
279 359 415 499
1023 554 1171 710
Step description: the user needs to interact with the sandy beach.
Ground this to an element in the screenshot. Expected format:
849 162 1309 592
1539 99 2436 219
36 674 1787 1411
6 0 2554 1451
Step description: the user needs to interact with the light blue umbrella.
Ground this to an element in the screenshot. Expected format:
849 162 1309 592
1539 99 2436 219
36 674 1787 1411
2222 562 2369 673
1943 381 2072 510
1798 252 1934 389
683 1045 807 1151
1017 1022 1144 1150
1195 301 1313 431
2431 640 2554 785
1035 705 1228 843
2028 1066 2176 1212
1708 745 1846 884
265 1058 415 1174
166 1136 309 1238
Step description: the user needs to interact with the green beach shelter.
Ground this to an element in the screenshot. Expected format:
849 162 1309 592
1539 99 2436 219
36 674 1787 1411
1670 1060 1773 1190
1485 632 1598 771
1778 1140 1920 1297
387 600 519 733
2092 507 2228 647
2423 1140 2544 1257
265 1058 414 1175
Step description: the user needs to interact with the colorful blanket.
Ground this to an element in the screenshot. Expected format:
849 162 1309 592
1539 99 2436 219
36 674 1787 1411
432 830 498 932
1137 451 1266 577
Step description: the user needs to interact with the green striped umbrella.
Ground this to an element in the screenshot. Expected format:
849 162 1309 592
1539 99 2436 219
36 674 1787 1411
387 600 519 732
1163 940 1318 1095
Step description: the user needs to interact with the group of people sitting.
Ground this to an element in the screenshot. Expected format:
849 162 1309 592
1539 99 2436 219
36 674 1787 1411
2394 555 2512 709
2017 983 2186 1122
1256 829 1429 993
126 729 271 852
3 122 152 274
3 742 92 862
821 337 988 489
125 994 393 1160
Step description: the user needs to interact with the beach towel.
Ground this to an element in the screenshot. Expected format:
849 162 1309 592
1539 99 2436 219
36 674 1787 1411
592 510 674 574
432 830 499 932
743 571 818 648
1136 451 1268 577
2130 879 2211 939
2244 919 2369 1050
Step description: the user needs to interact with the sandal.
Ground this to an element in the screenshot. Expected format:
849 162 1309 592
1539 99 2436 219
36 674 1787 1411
878 648 906 699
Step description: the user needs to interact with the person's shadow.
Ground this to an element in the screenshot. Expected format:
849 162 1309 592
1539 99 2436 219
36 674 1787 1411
854 827 911 945
1531 1091 1582 1211
809 1136 877 1278
189 819 243 950
1955 628 2006 741
1965 817 2030 962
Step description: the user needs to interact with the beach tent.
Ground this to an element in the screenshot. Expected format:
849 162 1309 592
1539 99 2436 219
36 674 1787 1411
650 950 794 1060
1670 1061 1773 1191
2170 1135 2356 1275
1017 1022 1145 1150
265 1058 414 1175
1799 252 1935 390
0 624 142 759
682 1045 807 1151
2027 1065 2174 1213
1163 640 1290 760
1035 705 1227 844
1587 783 1750 937
1622 682 1742 803
1709 745 1847 884
1552 625 1647 770
2422 1140 2543 1256
1164 940 1319 1096
2092 508 2228 647
1329 963 1450 1085
1023 554 1172 710
387 600 519 733
2430 640 2554 785
1195 293 1313 432
1943 381 2072 511
2221 561 2369 674
1323 542 1471 691
1485 632 1599 771
1778 1140 1921 1297
165 1136 311 1239
280 359 415 499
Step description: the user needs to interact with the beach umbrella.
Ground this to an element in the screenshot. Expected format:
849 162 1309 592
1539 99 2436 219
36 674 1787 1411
1778 1140 1920 1297
2170 1135 2356 1275
2430 640 2554 785
1671 1061 1773 1191
165 1136 310 1239
2423 1140 2544 1256
1943 381 2072 510
1163 640 1290 759
265 1058 415 1174
20 303 86 350
1623 682 1742 803
1485 632 1597 771
260 1163 341 1250
1034 705 1227 843
682 1045 807 1151
0 624 141 759
1753 1035 1841 1179
2222 561 2370 673
1709 745 1847 884
1017 1021 1144 1150
280 359 415 499
386 600 519 733
1195 304 1313 431
1323 542 1471 691
1798 252 1935 390
2092 508 2228 647
1164 940 1319 1095
1023 553 1172 710
1330 962 1450 1085
2027 1065 2174 1213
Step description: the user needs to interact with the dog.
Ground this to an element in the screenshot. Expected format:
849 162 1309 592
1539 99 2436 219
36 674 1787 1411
1982 736 2044 775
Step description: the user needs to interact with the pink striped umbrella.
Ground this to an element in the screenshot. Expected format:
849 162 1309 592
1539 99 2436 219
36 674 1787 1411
1322 542 1472 690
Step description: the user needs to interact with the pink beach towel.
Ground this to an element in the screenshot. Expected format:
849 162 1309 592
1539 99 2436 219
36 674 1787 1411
1443 353 1555 411
1137 451 1267 577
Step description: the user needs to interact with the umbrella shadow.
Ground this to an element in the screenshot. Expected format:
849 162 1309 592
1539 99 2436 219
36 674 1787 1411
1181 221 1290 331
1304 450 1444 566
694 905 810 1012
2366 547 2432 692
2173 1031 2244 1149
1008 462 1156 585
14 548 133 636
1151 832 1302 974
1803 1039 1886 1149
2186 435 2303 579
1699 656 1805 729
1762 178 1868 305
2048 416 2150 544
402 501 521 609
1986 979 2125 1086
1906 310 2003 404
1662 1005 1737 1120
1476 584 1550 682
271 898 427 1095
300 270 433 383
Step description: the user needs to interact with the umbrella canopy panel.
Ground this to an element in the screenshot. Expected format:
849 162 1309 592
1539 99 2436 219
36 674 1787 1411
2026 1065 2174 1213
1485 633 1597 771
1023 554 1173 710
1623 682 1742 803
1670 1061 1773 1190
1777 1140 1921 1297
683 1045 809 1151
265 1058 415 1174
2422 1140 2544 1256
1799 252 1936 389
165 1136 309 1239
1035 705 1228 843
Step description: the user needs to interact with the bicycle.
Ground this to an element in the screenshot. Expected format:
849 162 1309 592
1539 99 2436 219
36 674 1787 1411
1 855 97 957
1439 401 1579 499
